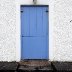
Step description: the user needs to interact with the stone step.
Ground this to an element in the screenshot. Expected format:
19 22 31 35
18 60 53 72
19 60 50 66
18 66 53 72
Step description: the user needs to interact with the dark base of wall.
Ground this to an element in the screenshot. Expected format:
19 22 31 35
0 61 72 72
0 62 18 72
52 62 72 72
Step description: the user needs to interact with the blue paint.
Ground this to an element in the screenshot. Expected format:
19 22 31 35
21 6 49 59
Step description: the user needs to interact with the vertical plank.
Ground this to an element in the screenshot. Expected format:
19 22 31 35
36 7 43 36
29 7 37 36
42 7 49 58
21 7 30 36
42 7 49 36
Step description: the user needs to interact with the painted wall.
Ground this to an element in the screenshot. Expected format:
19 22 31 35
53 0 72 61
0 0 16 61
0 0 72 61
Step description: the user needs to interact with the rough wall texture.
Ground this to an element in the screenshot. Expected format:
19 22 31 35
53 0 72 61
0 0 16 61
0 0 72 61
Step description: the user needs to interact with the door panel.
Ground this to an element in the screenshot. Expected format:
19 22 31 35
29 7 37 36
21 7 30 36
36 7 43 36
22 37 48 59
42 7 49 36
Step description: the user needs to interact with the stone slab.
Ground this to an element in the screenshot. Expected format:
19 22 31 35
52 62 72 72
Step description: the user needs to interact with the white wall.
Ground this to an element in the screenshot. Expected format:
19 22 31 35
0 0 72 61
53 0 72 61
0 0 16 61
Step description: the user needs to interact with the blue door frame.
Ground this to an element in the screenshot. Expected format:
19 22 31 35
21 5 49 59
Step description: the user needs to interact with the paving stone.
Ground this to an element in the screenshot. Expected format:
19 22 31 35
0 70 17 72
52 62 72 72
0 62 18 71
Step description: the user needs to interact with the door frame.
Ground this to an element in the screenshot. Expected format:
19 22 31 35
16 4 54 61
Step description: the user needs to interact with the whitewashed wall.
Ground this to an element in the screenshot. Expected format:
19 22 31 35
0 0 72 61
53 0 72 61
0 0 16 61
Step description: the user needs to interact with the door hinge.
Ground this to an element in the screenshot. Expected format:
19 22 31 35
46 10 48 12
21 11 23 13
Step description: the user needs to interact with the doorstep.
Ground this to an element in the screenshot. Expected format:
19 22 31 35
18 60 53 72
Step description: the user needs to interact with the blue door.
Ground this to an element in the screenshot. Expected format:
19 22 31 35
21 5 49 59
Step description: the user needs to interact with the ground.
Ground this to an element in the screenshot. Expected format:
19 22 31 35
0 60 72 72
